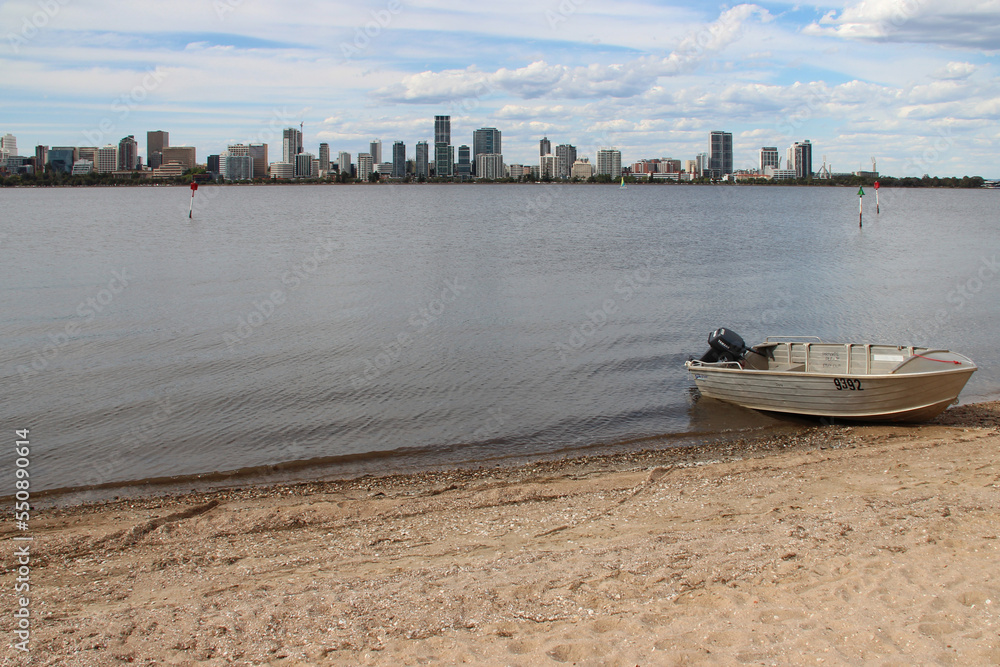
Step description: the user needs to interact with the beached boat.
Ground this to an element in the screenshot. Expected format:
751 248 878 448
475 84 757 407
685 328 977 422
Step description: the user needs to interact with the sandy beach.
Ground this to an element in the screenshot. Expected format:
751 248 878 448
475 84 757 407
5 402 1000 666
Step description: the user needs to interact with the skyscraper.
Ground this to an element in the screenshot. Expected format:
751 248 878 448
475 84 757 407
97 145 117 173
434 115 452 178
539 137 551 159
118 135 138 170
283 128 303 163
596 149 622 180
147 130 168 169
318 143 330 175
392 141 406 178
555 144 577 180
1 133 18 159
709 131 733 179
369 140 382 164
415 141 429 180
760 147 779 173
249 143 268 179
47 147 77 174
357 153 374 179
338 151 352 176
791 140 812 179
472 127 501 176
456 145 471 181
475 153 504 180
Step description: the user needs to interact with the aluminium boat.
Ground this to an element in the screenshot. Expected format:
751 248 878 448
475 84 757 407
685 328 977 422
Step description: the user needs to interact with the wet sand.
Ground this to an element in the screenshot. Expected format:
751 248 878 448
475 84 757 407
5 402 1000 666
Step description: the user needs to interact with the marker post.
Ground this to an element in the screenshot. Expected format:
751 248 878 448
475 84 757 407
858 186 864 227
189 181 198 219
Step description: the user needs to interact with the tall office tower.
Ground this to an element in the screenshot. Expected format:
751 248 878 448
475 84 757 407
161 146 196 171
555 144 577 179
791 140 812 179
392 141 406 178
1 133 17 158
456 145 471 181
357 153 374 178
227 143 250 156
596 149 622 179
318 143 330 174
35 145 48 168
295 152 315 178
77 147 98 164
338 151 352 176
415 141 429 179
540 154 557 180
225 155 253 181
248 143 268 179
695 153 709 178
475 153 504 180
369 140 382 164
709 131 733 179
97 145 118 173
118 135 138 170
147 130 168 168
472 127 501 176
207 155 221 174
283 127 303 163
760 147 779 173
539 136 551 158
434 115 452 178
47 147 77 174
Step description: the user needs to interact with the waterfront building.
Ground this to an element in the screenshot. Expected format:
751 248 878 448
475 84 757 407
709 131 733 179
456 144 471 181
77 147 98 164
376 162 393 177
227 143 250 157
392 140 406 178
369 139 382 164
269 162 294 179
207 155 221 175
472 127 501 176
118 135 138 170
695 153 709 178
71 160 93 175
162 146 196 171
357 153 374 178
153 162 185 179
571 158 594 180
596 149 622 180
555 144 577 179
760 147 779 173
337 151 352 176
1 133 17 159
415 141 429 179
97 145 118 173
47 147 77 174
791 140 813 179
147 130 168 169
540 154 557 180
506 163 525 179
434 115 453 178
225 154 253 180
248 143 268 179
475 153 504 180
765 166 797 180
283 128 303 163
539 136 551 159
295 152 315 178
318 143 330 175
35 145 48 168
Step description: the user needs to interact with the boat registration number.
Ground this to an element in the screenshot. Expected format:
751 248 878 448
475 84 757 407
833 378 863 391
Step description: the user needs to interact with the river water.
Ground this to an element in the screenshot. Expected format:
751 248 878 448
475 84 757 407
3 184 998 494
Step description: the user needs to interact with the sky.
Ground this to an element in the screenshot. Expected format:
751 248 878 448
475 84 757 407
2 0 1000 177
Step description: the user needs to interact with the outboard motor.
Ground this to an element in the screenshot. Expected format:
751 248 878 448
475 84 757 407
698 327 747 363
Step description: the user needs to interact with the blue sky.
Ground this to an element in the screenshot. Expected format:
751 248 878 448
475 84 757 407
2 0 999 176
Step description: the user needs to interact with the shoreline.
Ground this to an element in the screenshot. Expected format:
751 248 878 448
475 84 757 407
6 402 999 664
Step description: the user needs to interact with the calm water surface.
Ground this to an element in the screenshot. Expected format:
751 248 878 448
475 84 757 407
3 184 998 494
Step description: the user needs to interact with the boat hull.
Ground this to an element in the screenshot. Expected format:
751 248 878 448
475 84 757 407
685 364 977 423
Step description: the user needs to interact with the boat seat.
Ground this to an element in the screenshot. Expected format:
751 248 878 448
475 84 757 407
768 363 805 372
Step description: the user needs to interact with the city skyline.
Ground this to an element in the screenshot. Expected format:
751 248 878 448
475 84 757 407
3 2 999 177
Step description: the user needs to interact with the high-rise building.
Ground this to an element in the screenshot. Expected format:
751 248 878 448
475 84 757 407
369 140 382 164
269 162 293 179
434 115 452 178
695 153 710 178
207 155 221 174
709 131 733 179
225 155 253 181
357 152 374 178
392 141 406 178
118 135 138 170
295 152 315 178
539 137 551 158
248 143 268 179
48 147 77 174
475 153 504 180
456 145 471 181
318 143 330 175
283 128 303 163
97 145 118 173
791 140 812 179
1 134 17 158
227 143 250 157
415 141 429 180
147 130 168 168
540 154 557 180
571 158 594 180
472 127 501 176
596 149 622 179
77 147 98 164
337 151 352 176
760 147 780 173
35 145 48 168
555 144 577 180
160 146 195 171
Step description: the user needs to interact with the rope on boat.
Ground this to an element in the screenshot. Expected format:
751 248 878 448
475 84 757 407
912 353 962 365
